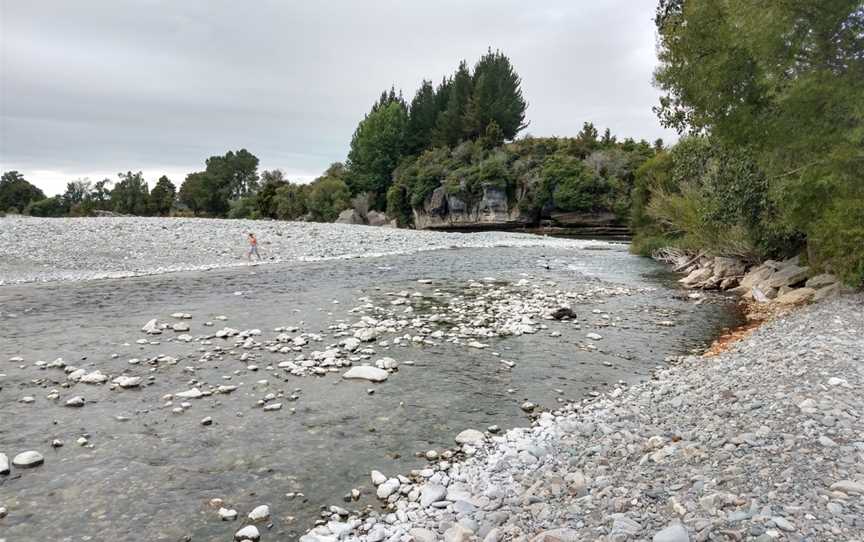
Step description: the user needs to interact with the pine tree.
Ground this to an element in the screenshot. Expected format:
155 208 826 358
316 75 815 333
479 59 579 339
464 49 528 141
405 80 439 155
432 61 472 147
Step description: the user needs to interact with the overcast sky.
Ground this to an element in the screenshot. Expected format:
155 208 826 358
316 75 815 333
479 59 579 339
0 0 674 195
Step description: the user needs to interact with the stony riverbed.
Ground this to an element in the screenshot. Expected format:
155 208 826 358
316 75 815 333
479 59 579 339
0 219 746 541
0 216 603 285
300 296 864 542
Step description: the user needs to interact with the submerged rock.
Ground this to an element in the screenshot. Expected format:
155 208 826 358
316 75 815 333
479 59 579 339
342 366 388 382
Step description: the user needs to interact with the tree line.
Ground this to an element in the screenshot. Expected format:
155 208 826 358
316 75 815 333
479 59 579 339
632 0 864 285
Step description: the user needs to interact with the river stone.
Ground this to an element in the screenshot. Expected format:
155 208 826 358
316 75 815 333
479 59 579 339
219 507 237 521
830 480 864 495
610 515 642 538
234 525 260 541
410 528 438 542
376 478 400 499
586 332 602 340
444 523 474 542
776 287 815 305
175 387 203 399
805 273 837 288
343 366 388 382
141 318 160 333
79 370 108 384
248 504 269 521
65 396 85 407
420 483 447 507
12 450 44 468
354 328 379 342
0 453 9 474
455 429 485 446
772 517 795 532
112 375 142 388
653 523 690 542
531 529 581 542
370 470 387 486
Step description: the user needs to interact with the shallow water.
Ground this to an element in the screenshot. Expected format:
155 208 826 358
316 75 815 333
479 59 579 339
0 244 740 541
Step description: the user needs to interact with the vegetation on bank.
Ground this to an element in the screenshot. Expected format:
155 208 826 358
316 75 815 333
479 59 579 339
633 1 864 286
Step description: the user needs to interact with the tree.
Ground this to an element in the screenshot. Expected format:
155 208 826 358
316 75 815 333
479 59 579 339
654 0 864 282
0 171 46 212
257 169 289 218
346 101 408 209
464 49 528 140
178 172 213 216
86 179 113 211
273 183 308 220
405 80 439 155
111 171 150 215
62 179 92 208
25 196 66 217
204 149 260 200
149 176 176 216
306 176 351 222
432 60 472 147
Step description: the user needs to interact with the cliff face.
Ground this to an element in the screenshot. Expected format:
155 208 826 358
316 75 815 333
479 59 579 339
413 186 531 230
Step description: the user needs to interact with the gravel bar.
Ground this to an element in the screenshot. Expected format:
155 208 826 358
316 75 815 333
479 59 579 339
303 295 864 542
0 216 602 285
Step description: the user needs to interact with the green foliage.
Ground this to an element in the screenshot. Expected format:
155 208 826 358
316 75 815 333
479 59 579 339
179 149 260 217
111 171 150 215
543 154 599 213
653 0 864 281
432 61 472 147
228 195 261 219
257 169 289 218
464 49 528 141
149 176 176 216
0 171 46 212
25 196 67 217
272 183 308 221
178 172 213 216
385 184 412 227
346 101 408 209
405 80 439 156
306 176 350 222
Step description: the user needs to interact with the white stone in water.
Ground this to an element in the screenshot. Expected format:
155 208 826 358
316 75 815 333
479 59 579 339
19 396 35 403
0 452 9 474
375 357 398 370
586 332 603 340
234 525 260 541
172 322 190 332
171 312 192 319
175 388 203 399
141 318 160 334
370 470 387 486
201 417 213 426
112 376 142 388
455 429 485 446
79 370 108 384
77 437 89 446
263 402 282 411
521 401 536 412
376 478 400 499
218 507 237 521
65 396 85 407
342 366 388 382
12 450 44 468
247 504 270 521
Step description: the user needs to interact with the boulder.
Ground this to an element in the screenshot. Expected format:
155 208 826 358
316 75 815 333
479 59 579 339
679 267 713 287
335 209 364 225
776 287 816 305
653 523 690 542
712 257 745 278
342 366 389 382
765 264 809 289
366 211 389 227
814 282 842 301
805 273 838 289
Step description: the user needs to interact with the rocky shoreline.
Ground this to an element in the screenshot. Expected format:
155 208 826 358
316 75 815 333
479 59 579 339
299 292 863 541
0 216 601 285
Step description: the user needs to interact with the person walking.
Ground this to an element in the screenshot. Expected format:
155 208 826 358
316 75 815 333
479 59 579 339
247 232 261 261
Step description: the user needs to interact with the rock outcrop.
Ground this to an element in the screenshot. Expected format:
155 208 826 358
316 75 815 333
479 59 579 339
413 186 530 230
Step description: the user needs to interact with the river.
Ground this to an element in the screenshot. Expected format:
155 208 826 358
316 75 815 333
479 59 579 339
0 243 739 541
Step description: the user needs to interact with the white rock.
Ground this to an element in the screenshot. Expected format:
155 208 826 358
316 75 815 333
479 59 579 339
12 450 44 468
0 452 9 474
376 478 400 499
112 375 142 388
219 507 237 521
455 429 485 446
248 504 270 521
175 388 203 399
342 366 389 382
370 470 387 485
586 332 603 340
234 525 260 541
263 402 282 411
65 396 85 407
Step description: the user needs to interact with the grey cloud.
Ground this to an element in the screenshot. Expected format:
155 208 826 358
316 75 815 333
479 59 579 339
0 0 675 195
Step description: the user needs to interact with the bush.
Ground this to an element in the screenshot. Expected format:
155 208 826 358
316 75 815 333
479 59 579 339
228 196 261 219
25 197 67 217
306 177 350 222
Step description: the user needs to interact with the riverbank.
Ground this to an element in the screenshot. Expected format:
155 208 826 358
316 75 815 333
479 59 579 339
302 294 864 542
0 216 603 285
